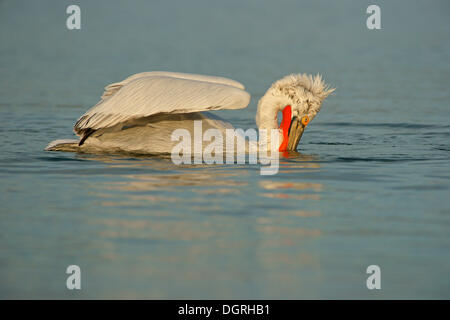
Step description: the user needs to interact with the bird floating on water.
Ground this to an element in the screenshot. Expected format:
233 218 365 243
46 71 334 155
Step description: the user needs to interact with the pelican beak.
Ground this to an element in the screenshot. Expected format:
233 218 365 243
286 115 309 151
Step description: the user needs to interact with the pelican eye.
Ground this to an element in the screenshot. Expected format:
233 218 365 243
301 115 310 126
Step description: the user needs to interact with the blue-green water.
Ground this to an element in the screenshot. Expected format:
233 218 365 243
1 0 449 299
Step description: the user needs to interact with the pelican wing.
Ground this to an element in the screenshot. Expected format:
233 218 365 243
74 75 250 135
101 71 246 100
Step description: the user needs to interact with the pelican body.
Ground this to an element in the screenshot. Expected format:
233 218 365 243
46 71 334 155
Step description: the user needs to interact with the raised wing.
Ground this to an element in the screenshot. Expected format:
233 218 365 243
101 71 246 100
74 74 250 135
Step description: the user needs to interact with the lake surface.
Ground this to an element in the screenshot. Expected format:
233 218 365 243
0 0 449 299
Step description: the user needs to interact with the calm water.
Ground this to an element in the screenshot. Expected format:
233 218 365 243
1 0 449 299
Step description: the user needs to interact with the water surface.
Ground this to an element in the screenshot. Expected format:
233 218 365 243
0 0 449 299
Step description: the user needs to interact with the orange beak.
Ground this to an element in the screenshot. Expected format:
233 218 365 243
279 105 309 152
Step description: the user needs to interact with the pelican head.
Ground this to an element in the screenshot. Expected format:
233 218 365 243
256 73 335 151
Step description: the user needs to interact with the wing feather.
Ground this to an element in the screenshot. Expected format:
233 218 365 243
100 71 245 100
75 74 250 135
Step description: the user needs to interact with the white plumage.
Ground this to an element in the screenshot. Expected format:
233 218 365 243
75 72 250 134
101 71 245 101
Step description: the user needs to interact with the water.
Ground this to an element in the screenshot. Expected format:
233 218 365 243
0 0 449 299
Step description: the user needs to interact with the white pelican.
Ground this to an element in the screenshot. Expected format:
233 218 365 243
45 71 334 154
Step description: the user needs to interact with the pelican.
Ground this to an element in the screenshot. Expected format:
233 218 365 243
45 71 334 155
